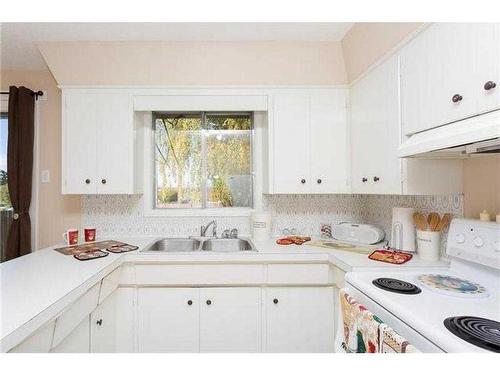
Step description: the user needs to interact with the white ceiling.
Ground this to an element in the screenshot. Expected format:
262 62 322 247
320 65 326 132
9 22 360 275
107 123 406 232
0 22 353 70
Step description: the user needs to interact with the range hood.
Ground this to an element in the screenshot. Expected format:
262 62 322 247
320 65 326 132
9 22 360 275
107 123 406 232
398 110 500 158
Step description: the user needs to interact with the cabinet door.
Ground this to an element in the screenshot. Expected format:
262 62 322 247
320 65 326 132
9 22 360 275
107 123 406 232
265 287 334 353
401 24 477 134
62 92 97 194
96 93 133 194
476 23 500 113
310 92 348 193
8 321 55 353
137 288 199 353
51 317 90 353
199 288 261 352
272 94 310 193
350 55 402 194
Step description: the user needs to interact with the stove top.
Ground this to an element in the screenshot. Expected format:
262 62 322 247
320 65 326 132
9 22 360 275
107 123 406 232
372 277 422 295
444 316 500 353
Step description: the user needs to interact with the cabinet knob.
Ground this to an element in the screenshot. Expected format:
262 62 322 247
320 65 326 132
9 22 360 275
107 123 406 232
96 319 103 326
362 177 368 183
373 176 380 182
187 300 193 306
300 179 306 184
273 298 279 304
101 179 107 184
317 179 322 184
484 81 497 91
206 300 212 305
85 179 91 184
452 94 463 103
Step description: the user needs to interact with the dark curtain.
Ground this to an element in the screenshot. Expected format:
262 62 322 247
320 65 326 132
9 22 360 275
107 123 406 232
6 86 35 261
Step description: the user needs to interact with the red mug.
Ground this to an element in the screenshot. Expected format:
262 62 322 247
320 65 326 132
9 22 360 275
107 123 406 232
84 228 96 242
63 229 79 245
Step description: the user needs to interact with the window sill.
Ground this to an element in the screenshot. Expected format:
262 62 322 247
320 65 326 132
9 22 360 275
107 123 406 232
143 206 254 217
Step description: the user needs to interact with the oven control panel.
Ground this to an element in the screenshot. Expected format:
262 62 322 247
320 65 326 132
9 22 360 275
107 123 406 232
447 218 500 269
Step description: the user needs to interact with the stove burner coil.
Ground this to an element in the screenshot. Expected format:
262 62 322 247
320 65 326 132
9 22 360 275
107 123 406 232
372 278 422 295
372 277 422 294
444 316 500 353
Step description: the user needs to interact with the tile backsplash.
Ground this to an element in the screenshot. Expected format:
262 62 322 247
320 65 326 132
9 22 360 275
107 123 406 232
82 194 463 248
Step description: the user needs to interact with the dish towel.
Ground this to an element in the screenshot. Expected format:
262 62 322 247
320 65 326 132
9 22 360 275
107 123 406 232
379 324 419 353
337 290 420 353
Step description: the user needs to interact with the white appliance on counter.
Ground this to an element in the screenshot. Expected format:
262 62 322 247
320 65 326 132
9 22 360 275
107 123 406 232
338 218 500 353
390 207 416 252
331 222 385 245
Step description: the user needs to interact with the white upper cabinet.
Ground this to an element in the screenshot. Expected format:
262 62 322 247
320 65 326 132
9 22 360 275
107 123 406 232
310 92 349 193
350 55 402 194
401 23 500 135
62 91 142 194
271 93 311 193
269 89 348 194
350 54 463 195
476 23 500 113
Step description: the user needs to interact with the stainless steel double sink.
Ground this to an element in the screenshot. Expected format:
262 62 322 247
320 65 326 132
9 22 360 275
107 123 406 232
141 237 257 253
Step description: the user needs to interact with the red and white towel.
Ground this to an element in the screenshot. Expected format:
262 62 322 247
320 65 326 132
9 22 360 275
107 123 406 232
336 290 419 353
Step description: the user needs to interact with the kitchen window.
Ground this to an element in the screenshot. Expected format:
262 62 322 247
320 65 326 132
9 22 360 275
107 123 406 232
153 112 253 210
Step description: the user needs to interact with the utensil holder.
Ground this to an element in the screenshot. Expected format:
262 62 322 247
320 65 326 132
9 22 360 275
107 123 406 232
416 230 440 261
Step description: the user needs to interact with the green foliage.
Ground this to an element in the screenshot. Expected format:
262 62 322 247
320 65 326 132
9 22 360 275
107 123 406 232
0 170 7 185
157 187 178 204
210 177 233 207
0 184 11 208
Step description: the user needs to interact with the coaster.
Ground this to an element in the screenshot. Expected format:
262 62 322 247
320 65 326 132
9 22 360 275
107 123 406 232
106 244 139 253
73 249 109 261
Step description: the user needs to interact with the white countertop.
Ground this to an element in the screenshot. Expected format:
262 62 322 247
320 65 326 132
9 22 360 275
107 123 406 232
0 236 448 350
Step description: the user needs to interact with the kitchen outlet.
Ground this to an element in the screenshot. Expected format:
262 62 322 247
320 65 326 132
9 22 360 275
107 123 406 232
41 169 50 183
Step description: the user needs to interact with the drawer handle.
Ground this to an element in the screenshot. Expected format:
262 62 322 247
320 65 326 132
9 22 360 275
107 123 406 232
101 179 107 184
373 176 380 182
96 319 103 326
206 300 212 305
85 179 91 184
362 177 368 183
273 298 279 304
484 81 497 91
300 179 306 184
317 179 322 184
187 300 193 306
452 94 463 103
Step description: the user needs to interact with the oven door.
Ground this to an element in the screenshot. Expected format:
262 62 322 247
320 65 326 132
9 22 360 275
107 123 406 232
336 283 445 353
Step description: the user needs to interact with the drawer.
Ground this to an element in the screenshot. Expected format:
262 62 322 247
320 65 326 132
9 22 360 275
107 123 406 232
98 267 121 304
267 264 331 284
52 283 100 347
135 264 265 285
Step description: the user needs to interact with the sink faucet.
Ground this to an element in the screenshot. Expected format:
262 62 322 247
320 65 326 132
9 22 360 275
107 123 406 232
201 220 217 237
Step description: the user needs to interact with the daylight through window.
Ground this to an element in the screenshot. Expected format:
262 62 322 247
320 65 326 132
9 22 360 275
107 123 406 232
154 112 253 209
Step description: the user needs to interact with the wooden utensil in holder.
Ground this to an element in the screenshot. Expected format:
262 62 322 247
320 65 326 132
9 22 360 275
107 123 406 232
412 212 452 262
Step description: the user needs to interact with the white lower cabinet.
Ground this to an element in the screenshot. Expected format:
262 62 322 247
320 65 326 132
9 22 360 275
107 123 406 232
8 321 56 353
52 317 90 353
91 288 135 353
138 288 200 353
265 287 335 353
199 288 262 352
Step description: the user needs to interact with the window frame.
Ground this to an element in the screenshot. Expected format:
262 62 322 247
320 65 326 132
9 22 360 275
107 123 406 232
143 111 256 217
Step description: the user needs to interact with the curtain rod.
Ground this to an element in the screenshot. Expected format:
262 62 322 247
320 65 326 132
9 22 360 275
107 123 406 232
0 90 44 99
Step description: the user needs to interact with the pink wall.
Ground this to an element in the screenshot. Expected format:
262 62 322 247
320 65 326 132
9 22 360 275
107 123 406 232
342 22 423 82
0 69 81 248
38 41 348 86
463 156 500 219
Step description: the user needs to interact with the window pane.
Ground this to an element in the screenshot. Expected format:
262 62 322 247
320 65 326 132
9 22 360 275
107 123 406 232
0 114 10 209
154 114 202 208
205 114 252 208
